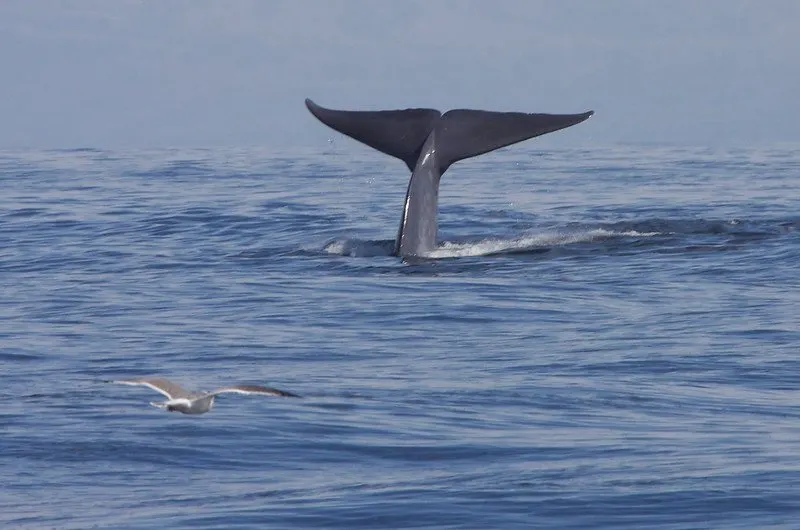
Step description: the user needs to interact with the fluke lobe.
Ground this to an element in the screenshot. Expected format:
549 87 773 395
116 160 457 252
305 98 593 258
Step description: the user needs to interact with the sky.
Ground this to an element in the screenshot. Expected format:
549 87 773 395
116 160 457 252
0 0 798 149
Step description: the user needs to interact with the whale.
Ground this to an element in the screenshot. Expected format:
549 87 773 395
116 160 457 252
305 98 593 258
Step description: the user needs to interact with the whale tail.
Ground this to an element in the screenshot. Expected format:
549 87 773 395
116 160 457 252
305 98 593 173
305 98 594 257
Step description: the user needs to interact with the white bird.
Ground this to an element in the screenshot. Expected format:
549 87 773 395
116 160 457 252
109 377 300 414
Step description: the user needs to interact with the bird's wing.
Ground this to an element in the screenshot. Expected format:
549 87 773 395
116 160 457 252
110 377 191 399
211 384 300 398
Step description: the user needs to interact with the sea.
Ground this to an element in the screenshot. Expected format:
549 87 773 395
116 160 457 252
1 143 799 529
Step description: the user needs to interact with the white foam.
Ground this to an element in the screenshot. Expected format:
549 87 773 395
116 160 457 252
423 229 661 259
322 229 661 259
323 239 392 257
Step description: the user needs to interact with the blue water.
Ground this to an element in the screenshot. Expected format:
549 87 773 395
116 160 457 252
1 144 799 529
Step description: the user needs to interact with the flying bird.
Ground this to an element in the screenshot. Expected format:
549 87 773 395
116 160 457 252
109 376 300 414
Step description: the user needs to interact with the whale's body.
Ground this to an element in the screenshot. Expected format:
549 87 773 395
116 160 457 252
305 99 593 257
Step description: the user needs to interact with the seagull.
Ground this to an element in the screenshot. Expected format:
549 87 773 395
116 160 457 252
109 377 300 414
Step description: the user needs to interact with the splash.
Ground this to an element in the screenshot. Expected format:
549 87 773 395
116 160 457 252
424 229 660 258
323 229 660 259
323 239 394 257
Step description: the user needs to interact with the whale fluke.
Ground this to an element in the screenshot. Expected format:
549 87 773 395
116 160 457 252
305 98 593 257
433 108 594 172
305 99 440 171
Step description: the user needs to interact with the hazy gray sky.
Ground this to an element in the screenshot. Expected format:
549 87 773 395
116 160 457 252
1 1 797 149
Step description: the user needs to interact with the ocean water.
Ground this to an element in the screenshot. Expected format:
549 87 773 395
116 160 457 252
1 143 799 529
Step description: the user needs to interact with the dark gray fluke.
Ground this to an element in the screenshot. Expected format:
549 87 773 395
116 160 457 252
305 98 593 257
